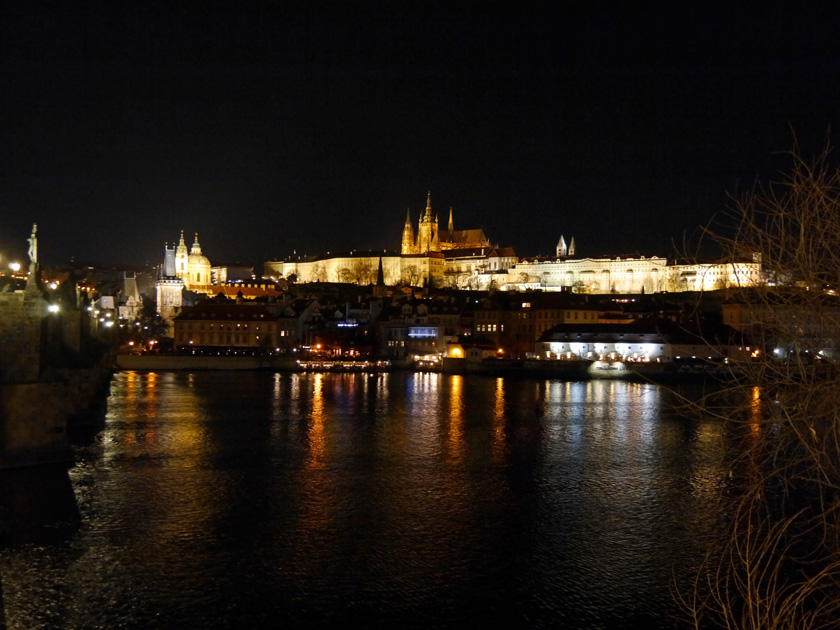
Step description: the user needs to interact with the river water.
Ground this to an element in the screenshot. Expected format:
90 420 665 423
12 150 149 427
0 371 734 629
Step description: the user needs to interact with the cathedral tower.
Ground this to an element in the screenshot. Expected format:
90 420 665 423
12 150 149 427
416 191 440 254
401 209 416 255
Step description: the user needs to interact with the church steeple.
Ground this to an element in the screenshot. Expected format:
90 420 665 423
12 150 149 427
425 190 433 219
448 207 454 232
175 230 189 278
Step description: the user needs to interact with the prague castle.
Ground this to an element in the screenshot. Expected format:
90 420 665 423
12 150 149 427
266 192 511 289
261 191 762 293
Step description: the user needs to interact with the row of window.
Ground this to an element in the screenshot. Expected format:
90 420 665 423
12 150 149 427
181 333 266 345
475 310 598 320
187 312 268 319
183 322 263 332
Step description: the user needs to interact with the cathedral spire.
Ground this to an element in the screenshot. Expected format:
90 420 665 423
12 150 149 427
448 207 454 232
425 190 432 219
401 208 416 255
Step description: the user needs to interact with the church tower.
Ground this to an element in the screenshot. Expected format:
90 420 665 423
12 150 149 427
448 207 454 232
156 241 185 335
175 230 189 279
557 235 567 257
401 209 416 255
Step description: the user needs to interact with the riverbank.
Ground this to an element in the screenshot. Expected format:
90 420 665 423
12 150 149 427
116 355 300 371
114 353 730 382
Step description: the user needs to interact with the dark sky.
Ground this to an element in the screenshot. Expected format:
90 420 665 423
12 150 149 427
3 3 840 269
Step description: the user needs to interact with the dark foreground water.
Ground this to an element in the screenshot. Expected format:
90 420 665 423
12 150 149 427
0 371 734 629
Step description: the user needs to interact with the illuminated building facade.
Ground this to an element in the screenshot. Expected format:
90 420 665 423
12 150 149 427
264 252 440 287
484 255 761 294
173 302 279 353
536 320 750 362
174 231 212 292
155 242 185 331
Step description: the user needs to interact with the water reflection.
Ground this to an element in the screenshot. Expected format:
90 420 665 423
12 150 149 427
0 465 79 548
305 372 327 465
0 372 737 629
445 374 465 463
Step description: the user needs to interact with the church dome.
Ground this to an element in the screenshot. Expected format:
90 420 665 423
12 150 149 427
186 234 212 288
188 252 211 267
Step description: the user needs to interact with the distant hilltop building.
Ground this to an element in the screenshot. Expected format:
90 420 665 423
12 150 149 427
264 192 762 293
497 254 761 293
401 191 490 254
556 235 576 257
266 192 514 289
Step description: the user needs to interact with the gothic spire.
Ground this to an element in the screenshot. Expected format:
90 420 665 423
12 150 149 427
448 207 454 232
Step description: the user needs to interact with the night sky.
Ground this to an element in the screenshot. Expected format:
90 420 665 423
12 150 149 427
3 3 840 270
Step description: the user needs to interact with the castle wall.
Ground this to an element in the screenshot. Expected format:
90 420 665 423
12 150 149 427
267 255 430 286
493 257 760 293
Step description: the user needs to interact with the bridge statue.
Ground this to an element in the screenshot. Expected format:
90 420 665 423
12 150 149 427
27 223 38 266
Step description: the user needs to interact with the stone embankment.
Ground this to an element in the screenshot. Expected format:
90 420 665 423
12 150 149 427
116 355 300 371
0 276 113 469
